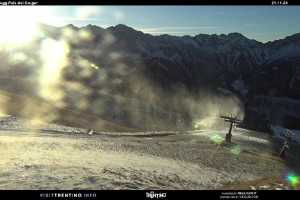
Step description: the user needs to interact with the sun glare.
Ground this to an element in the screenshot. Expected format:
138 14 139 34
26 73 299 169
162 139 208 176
39 38 70 103
0 7 51 46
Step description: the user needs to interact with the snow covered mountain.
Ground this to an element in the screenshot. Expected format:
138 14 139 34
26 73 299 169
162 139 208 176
37 24 300 99
1 23 300 131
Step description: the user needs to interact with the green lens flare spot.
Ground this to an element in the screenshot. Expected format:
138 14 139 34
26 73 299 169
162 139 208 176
287 174 300 188
230 145 241 155
210 134 224 144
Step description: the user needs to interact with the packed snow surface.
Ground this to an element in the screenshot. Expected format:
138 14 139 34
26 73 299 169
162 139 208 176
0 117 287 189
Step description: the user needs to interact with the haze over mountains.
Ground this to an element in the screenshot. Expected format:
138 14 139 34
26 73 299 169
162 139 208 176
43 23 300 97
1 23 300 131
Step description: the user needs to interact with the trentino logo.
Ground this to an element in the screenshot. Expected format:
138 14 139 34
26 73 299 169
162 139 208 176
146 191 167 199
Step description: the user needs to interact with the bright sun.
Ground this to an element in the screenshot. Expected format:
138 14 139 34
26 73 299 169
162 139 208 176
0 7 51 46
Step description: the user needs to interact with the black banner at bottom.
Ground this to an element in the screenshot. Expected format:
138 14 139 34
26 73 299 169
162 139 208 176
0 190 298 200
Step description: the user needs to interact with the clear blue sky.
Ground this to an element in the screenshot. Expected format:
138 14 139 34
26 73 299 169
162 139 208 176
33 6 300 42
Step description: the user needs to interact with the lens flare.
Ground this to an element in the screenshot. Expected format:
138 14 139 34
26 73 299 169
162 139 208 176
90 63 99 69
210 134 224 145
286 173 300 188
230 145 241 155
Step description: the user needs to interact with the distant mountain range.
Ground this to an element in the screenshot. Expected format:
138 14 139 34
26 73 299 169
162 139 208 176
39 23 300 99
1 23 300 130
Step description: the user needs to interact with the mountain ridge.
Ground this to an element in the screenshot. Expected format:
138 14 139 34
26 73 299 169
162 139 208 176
37 22 300 99
40 23 300 44
1 22 299 130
